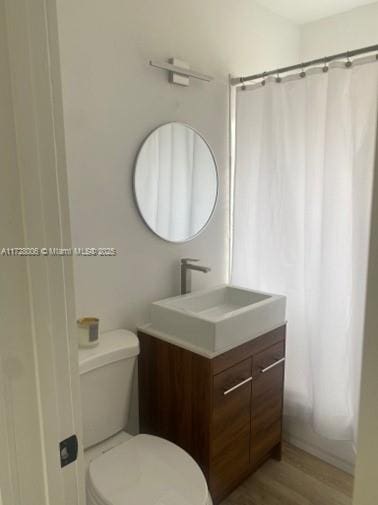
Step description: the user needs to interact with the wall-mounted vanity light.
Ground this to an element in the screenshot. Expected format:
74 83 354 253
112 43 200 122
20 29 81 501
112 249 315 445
149 57 213 86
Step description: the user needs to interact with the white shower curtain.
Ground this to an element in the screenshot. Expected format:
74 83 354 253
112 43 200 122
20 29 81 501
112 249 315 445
232 58 378 442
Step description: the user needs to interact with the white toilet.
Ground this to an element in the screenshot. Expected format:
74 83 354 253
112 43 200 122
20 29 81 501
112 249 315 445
79 329 213 505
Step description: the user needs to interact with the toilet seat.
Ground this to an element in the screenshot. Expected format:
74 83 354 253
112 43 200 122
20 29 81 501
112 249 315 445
87 434 210 505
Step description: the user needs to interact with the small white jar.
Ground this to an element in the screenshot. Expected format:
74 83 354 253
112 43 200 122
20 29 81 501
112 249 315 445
77 317 99 348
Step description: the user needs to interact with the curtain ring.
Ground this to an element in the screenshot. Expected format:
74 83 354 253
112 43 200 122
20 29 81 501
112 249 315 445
261 71 267 86
300 64 306 78
240 78 246 91
322 58 329 73
345 52 352 68
275 72 282 83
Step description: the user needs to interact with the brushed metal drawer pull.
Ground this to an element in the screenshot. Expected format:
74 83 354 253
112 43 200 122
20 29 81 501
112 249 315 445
260 357 285 374
223 376 252 396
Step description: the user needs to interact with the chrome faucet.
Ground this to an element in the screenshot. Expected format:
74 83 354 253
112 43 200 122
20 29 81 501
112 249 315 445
181 258 211 295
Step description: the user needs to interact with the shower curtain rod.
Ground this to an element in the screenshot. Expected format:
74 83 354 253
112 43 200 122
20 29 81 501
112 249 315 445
230 44 378 86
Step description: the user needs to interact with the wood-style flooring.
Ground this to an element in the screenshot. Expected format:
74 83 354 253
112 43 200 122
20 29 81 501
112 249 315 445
221 443 354 505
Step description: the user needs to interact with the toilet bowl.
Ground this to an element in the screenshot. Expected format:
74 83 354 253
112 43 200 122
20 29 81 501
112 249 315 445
79 329 212 505
86 433 211 505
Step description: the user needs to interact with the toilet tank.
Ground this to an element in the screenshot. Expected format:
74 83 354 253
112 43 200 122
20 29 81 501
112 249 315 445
78 329 140 449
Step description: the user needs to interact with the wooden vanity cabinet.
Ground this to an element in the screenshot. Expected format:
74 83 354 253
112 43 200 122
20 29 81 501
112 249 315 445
138 325 286 504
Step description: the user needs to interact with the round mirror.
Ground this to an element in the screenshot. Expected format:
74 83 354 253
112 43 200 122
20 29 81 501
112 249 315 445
133 122 218 242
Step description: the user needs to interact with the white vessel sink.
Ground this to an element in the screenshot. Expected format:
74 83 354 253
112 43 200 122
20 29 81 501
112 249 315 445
149 285 286 355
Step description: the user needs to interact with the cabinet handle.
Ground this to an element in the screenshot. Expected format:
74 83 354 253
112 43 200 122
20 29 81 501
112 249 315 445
223 376 252 396
260 357 285 374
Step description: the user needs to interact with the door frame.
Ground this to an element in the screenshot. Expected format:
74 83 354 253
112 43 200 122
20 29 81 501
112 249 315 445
1 1 84 503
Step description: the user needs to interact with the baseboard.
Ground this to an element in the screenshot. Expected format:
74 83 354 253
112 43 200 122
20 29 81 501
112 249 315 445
283 432 355 475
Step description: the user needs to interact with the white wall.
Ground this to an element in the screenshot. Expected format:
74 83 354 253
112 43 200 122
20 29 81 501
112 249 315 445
301 2 378 60
353 127 378 505
56 0 299 335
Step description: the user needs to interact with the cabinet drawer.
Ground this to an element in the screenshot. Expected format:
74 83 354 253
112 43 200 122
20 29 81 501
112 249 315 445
212 358 252 458
252 341 285 379
251 418 282 466
210 423 250 500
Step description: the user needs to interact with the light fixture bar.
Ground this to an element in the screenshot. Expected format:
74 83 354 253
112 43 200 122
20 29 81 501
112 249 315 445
150 59 213 82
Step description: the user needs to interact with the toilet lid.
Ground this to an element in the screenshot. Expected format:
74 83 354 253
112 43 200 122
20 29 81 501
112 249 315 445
88 434 209 505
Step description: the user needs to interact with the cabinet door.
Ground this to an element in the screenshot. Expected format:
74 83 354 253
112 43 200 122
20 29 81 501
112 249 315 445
210 358 252 499
251 341 285 465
